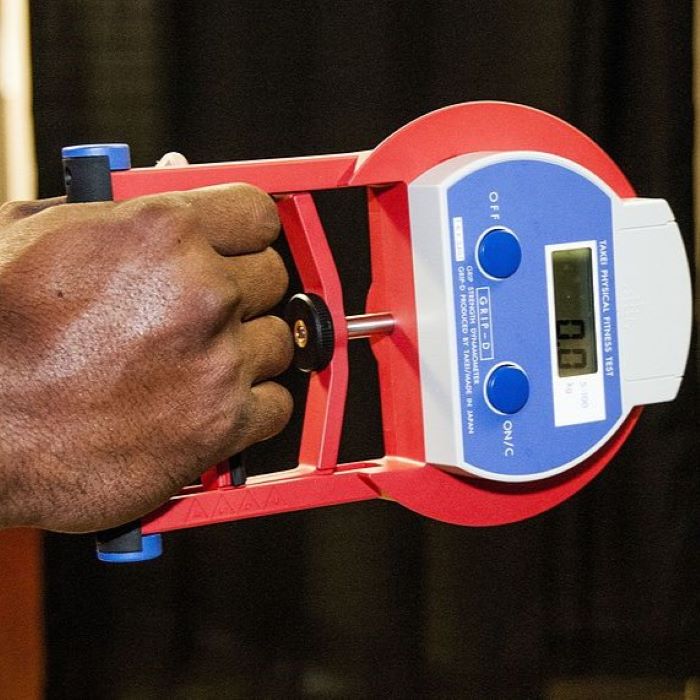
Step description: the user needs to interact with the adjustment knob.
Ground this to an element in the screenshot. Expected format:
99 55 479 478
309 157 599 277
285 293 335 372
485 364 530 414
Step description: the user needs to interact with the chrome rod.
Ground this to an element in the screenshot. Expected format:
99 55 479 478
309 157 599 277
346 313 395 340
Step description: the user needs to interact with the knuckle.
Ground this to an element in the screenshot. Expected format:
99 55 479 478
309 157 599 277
151 260 236 344
117 193 192 242
236 249 288 316
267 315 294 365
245 316 293 378
263 248 289 298
179 279 234 334
0 200 34 221
267 384 294 429
193 400 236 457
171 355 240 456
242 315 293 378
238 184 280 242
236 382 294 448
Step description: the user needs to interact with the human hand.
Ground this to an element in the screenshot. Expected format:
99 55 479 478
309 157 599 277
0 185 292 532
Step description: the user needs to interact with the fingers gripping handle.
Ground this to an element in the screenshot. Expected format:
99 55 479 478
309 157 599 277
60 147 350 558
62 143 162 563
61 148 353 555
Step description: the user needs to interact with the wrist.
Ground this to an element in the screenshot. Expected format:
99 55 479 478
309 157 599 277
0 433 39 529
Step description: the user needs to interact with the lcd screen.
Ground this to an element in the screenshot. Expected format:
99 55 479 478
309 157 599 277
552 248 598 377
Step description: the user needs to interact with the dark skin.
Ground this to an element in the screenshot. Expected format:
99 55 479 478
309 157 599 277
0 184 293 533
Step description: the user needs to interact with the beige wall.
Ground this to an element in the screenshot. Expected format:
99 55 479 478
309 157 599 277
0 88 6 201
696 3 699 277
694 2 699 368
0 0 36 201
0 7 43 700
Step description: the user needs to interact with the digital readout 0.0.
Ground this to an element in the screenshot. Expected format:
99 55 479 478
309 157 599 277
551 248 598 377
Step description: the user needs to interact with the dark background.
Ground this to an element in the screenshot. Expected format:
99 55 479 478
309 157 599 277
30 2 698 698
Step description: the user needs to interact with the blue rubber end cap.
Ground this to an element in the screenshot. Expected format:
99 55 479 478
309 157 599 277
486 364 530 414
477 228 522 279
62 144 131 171
97 534 163 563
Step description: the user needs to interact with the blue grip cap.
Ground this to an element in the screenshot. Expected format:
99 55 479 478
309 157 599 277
477 228 522 279
62 144 131 171
486 364 530 414
97 533 163 563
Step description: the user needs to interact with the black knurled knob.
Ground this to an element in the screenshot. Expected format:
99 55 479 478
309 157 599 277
284 293 335 372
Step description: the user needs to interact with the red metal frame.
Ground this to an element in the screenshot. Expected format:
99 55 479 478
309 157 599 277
107 102 642 535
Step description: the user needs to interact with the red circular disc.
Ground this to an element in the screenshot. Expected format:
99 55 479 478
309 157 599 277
355 102 640 525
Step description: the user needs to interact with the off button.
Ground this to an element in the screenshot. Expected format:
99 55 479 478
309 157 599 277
477 228 522 278
486 364 530 414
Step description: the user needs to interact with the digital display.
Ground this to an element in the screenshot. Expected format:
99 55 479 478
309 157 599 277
552 248 598 377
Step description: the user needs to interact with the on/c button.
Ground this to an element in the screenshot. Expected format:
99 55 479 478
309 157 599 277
477 228 522 278
485 364 530 414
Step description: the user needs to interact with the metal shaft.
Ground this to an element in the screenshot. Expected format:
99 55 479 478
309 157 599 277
346 313 395 340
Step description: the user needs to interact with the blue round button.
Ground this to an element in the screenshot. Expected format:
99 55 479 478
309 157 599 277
97 534 163 563
486 364 530 414
62 143 131 171
477 228 522 279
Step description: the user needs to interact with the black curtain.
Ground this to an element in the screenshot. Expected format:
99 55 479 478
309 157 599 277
30 2 698 698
